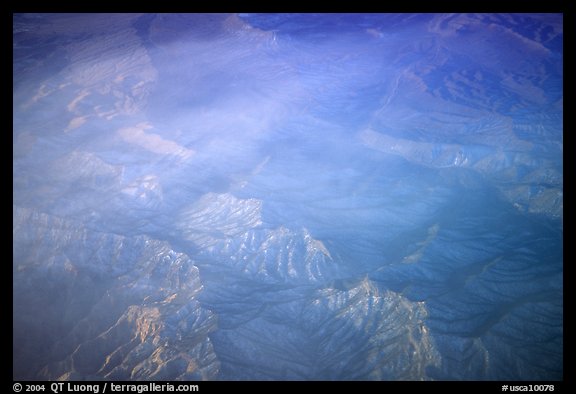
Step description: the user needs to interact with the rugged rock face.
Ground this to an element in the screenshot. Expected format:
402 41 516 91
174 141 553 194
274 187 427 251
13 207 219 381
13 202 441 381
173 193 441 380
14 187 562 380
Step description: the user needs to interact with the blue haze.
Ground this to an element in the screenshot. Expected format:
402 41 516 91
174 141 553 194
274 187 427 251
13 13 562 380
